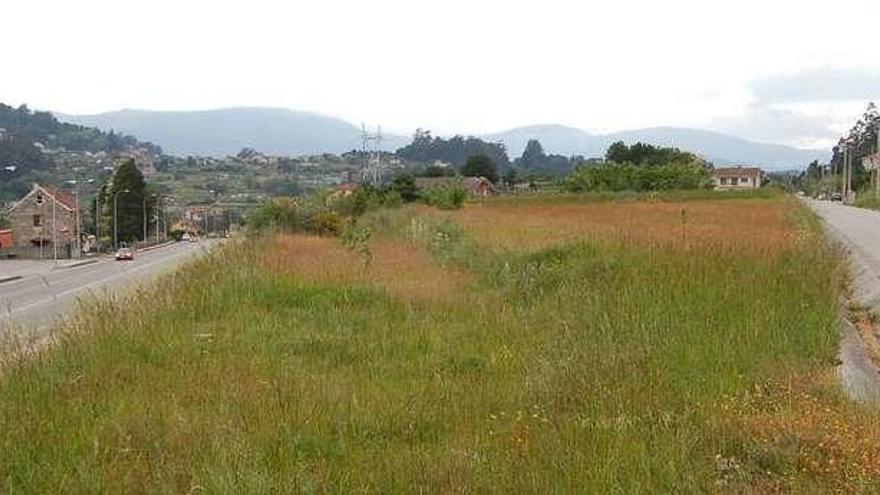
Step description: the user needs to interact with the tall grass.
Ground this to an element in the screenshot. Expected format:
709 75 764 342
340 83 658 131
0 195 857 492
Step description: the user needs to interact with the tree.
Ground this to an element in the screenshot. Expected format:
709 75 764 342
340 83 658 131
421 164 455 177
461 154 500 184
396 129 510 168
106 158 152 245
390 173 419 202
519 139 547 169
503 168 520 189
0 208 9 229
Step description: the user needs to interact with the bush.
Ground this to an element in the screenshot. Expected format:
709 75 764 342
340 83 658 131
565 160 712 193
423 183 467 210
249 185 406 236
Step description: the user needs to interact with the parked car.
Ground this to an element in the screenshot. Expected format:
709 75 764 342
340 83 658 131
115 247 135 261
830 192 843 203
181 233 191 242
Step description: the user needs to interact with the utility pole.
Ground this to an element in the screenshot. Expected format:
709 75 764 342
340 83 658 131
847 143 854 202
38 190 44 260
142 195 147 248
73 183 80 258
359 125 385 185
95 190 101 254
52 192 57 262
842 143 849 200
155 195 160 246
113 189 130 250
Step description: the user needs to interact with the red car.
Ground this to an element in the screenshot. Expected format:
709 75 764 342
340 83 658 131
114 247 135 261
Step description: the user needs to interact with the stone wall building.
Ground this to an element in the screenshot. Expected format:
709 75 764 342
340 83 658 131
7 184 79 258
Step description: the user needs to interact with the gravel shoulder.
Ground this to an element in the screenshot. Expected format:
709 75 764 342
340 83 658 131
806 199 880 403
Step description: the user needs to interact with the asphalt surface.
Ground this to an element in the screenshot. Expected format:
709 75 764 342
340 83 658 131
807 199 880 403
0 241 212 339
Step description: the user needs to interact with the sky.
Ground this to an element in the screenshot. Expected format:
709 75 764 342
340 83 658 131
3 0 880 150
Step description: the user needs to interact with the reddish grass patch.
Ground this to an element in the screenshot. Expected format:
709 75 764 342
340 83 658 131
439 199 796 254
261 234 472 304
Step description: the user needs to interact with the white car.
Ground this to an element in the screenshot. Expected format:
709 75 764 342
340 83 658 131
115 247 134 261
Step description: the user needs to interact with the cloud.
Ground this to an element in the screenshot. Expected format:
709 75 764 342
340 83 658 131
752 68 880 104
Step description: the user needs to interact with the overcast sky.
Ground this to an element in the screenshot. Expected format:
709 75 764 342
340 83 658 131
3 0 879 149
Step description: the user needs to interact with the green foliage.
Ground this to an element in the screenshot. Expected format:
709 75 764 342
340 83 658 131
514 139 576 173
565 142 711 193
460 154 500 183
565 160 712 192
0 209 9 229
390 173 419 202
249 185 403 236
104 159 153 244
421 165 456 177
503 168 519 188
396 128 509 168
604 141 698 166
341 220 373 266
248 195 338 235
422 182 467 210
829 102 879 191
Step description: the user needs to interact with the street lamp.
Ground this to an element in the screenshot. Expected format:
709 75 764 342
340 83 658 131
113 188 130 250
143 193 159 247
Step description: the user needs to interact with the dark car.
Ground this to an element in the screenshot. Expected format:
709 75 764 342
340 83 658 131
830 192 843 203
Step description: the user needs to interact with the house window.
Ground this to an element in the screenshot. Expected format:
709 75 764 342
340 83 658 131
720 178 727 185
33 214 42 227
740 177 749 184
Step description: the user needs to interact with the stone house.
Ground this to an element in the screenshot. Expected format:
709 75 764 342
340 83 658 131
8 184 79 258
713 167 762 190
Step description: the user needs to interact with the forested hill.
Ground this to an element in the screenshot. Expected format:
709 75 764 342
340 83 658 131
0 103 161 158
0 103 162 201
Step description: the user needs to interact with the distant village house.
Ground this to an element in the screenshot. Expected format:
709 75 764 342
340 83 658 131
713 167 762 190
415 176 498 197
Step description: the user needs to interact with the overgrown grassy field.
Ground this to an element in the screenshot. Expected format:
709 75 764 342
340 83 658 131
2 193 878 492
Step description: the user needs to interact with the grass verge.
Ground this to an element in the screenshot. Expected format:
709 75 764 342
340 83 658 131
0 194 868 493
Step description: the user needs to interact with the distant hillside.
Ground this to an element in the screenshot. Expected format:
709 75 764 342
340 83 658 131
484 125 605 158
486 125 827 170
58 107 828 169
59 108 408 157
0 103 161 201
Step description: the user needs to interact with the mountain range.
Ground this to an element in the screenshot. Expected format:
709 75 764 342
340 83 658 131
58 108 827 169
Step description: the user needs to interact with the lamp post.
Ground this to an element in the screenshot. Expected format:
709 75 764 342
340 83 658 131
142 195 148 248
95 189 102 254
66 177 88 258
152 194 160 246
113 188 130 250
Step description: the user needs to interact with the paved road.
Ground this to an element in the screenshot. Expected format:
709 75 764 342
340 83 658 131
0 241 212 338
807 199 880 403
808 200 880 307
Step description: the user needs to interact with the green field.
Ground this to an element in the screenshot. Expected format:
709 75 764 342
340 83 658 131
2 193 877 493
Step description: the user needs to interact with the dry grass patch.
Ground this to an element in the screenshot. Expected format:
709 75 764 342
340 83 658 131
439 198 796 253
261 234 472 304
716 371 880 492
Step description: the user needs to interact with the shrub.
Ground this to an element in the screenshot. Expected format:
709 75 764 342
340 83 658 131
565 160 713 193
423 183 467 210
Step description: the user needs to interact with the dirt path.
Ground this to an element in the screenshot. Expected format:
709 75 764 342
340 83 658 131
807 199 880 403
